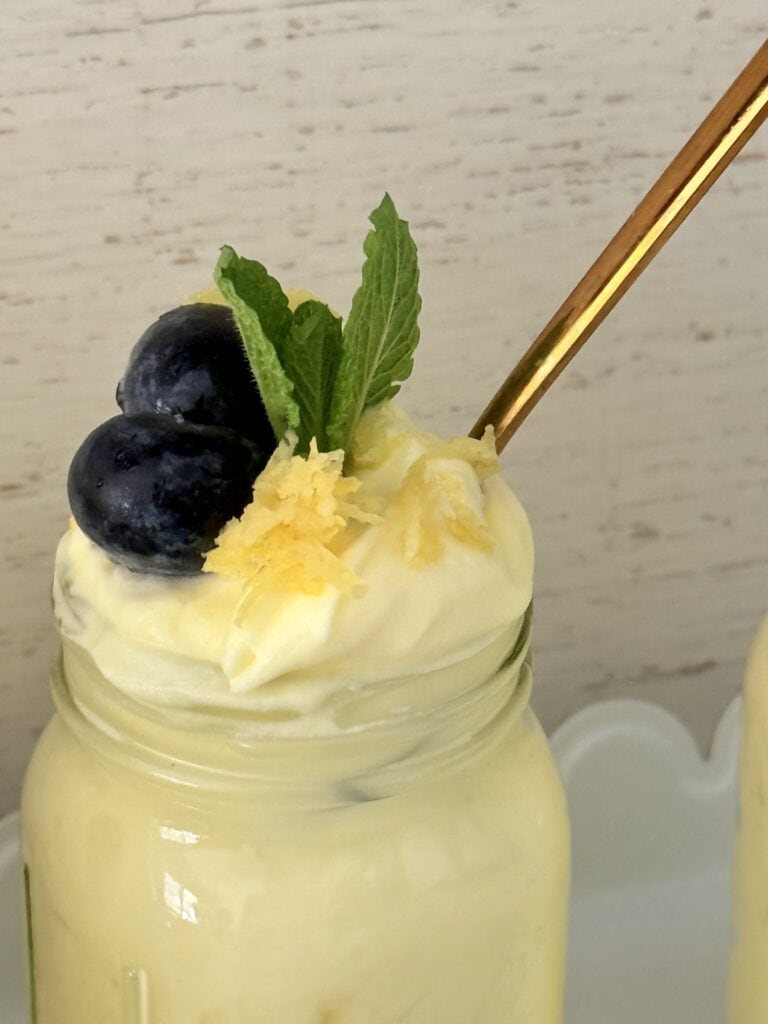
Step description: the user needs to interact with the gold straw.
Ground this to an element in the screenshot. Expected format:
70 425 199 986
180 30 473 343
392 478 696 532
471 39 768 452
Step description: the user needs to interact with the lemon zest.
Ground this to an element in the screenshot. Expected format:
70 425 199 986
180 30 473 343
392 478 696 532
204 437 382 596
391 427 499 568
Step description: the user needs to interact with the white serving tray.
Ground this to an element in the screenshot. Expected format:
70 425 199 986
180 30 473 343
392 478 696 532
0 698 740 1023
553 698 739 1024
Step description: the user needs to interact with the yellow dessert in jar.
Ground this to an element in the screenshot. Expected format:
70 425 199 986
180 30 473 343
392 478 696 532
22 196 569 1023
729 615 768 1023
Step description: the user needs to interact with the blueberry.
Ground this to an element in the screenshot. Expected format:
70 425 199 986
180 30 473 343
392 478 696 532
116 304 274 447
68 413 268 575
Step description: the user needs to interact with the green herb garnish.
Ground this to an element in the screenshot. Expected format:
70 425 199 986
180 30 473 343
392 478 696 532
214 247 300 442
214 193 420 457
280 300 344 455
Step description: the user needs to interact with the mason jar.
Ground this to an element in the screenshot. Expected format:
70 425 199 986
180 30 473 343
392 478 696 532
729 614 768 1023
22 608 569 1024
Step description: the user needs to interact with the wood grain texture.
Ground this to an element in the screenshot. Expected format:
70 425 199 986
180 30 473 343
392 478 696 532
1 0 766 815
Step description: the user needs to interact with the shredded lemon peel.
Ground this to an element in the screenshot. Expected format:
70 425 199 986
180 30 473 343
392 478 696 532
388 426 499 567
205 403 501 600
350 405 501 568
204 436 382 598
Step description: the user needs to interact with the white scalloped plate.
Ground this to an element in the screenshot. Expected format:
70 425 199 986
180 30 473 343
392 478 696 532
553 697 739 1023
0 698 740 1023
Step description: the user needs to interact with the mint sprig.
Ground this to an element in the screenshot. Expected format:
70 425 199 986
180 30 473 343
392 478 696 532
326 194 421 452
215 194 420 459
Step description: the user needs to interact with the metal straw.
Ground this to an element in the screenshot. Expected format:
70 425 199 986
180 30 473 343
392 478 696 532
471 40 768 452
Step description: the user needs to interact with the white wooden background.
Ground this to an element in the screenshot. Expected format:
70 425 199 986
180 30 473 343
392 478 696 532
1 0 766 817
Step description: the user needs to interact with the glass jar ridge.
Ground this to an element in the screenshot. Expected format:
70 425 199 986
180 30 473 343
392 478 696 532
52 609 533 803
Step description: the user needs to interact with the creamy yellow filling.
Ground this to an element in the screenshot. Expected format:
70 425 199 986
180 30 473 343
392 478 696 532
55 406 533 730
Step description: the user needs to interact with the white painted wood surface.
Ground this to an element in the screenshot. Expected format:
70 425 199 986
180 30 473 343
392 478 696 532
1 0 766 816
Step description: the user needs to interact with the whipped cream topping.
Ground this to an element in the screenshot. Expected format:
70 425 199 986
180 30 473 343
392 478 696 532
54 407 534 734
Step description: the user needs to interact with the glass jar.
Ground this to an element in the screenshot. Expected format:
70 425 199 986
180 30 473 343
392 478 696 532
22 610 569 1024
729 614 768 1023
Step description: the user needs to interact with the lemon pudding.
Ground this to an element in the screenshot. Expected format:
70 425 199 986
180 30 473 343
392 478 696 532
22 197 569 1023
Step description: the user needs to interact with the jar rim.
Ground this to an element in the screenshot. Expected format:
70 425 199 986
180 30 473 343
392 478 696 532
52 607 533 802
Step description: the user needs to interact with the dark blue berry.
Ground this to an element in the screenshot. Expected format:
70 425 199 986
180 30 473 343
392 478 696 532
116 304 274 447
68 413 268 575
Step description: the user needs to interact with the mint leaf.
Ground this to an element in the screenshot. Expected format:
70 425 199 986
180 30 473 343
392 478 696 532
214 245 300 441
280 300 343 455
214 195 421 458
326 194 421 452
